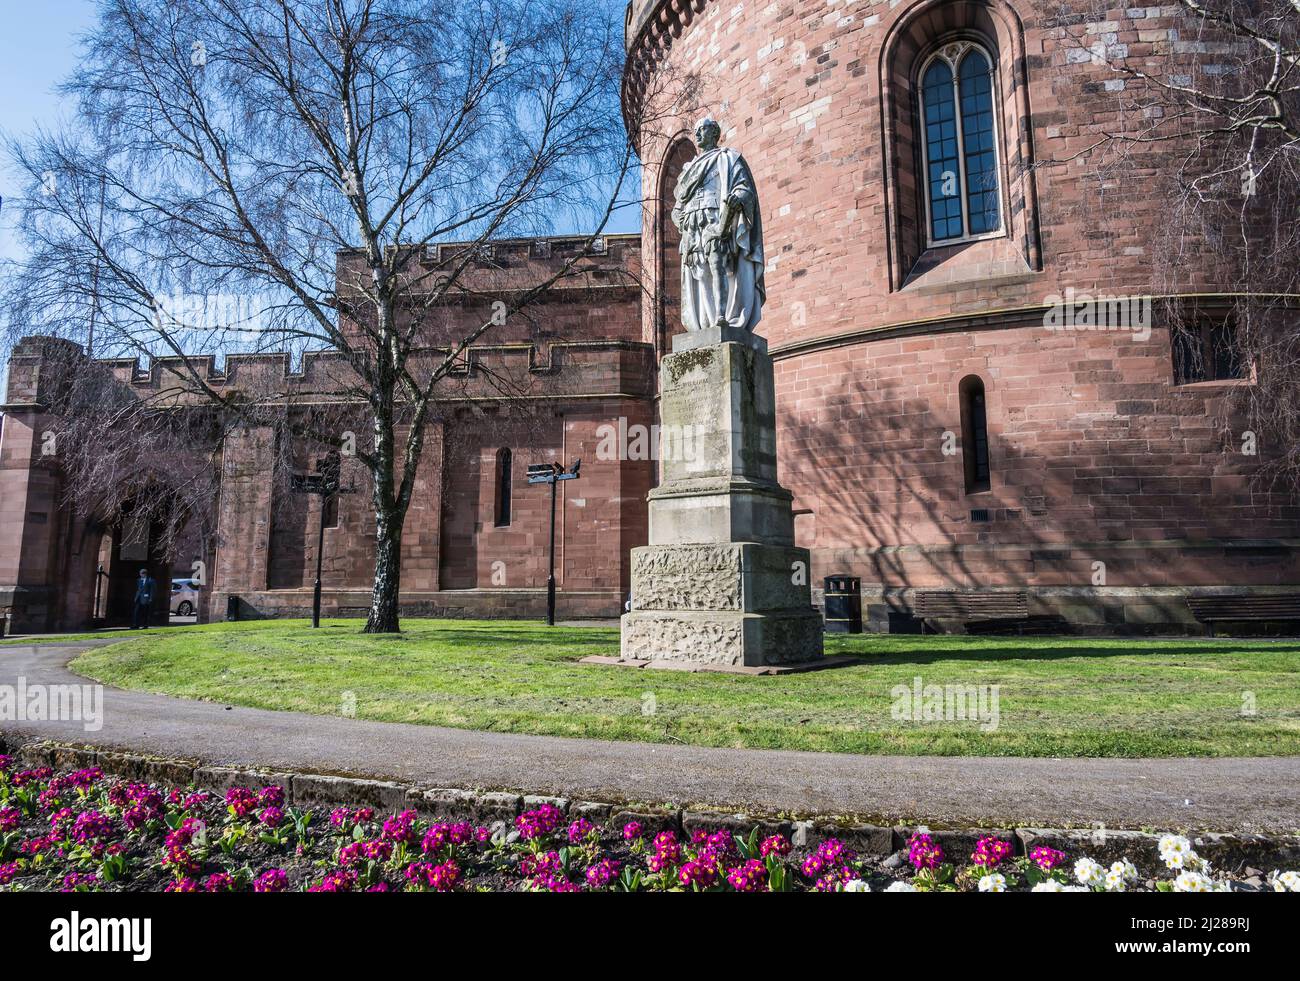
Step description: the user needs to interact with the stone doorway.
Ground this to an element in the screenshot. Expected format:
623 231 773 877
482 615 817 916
100 510 170 628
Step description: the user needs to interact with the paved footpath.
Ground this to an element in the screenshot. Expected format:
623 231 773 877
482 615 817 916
2 641 1298 832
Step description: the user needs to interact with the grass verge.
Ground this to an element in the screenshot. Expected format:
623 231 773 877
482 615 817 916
60 618 1300 757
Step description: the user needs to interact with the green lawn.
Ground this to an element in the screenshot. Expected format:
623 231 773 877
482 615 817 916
63 619 1300 757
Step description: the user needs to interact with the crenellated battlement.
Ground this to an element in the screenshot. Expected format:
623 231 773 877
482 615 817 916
4 232 649 408
335 233 643 299
4 338 656 408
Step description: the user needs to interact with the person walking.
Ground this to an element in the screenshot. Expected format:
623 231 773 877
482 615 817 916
131 568 156 630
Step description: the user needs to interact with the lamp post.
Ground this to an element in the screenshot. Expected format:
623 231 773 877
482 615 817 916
290 454 346 629
528 460 581 626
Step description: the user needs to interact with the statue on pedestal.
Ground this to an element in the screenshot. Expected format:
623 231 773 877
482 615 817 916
671 118 766 334
617 119 823 670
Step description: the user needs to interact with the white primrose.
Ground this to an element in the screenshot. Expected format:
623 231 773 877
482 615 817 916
1074 857 1105 888
1269 870 1300 893
1158 834 1196 870
1111 858 1139 882
1173 870 1213 892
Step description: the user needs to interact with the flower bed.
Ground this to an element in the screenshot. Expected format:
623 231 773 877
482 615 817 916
1 755 1296 893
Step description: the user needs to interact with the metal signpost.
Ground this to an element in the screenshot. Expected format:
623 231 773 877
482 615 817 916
527 460 581 626
290 454 347 629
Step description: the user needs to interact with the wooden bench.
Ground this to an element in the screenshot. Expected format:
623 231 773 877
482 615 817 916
913 591 1030 633
1186 595 1300 637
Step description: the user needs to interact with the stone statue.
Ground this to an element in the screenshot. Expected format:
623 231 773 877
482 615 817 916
620 120 822 669
671 118 766 333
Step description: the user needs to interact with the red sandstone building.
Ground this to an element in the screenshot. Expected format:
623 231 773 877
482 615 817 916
1 236 654 631
2 0 1297 634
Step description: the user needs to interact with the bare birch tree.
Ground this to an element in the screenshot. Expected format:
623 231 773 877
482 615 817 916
1058 1 1300 485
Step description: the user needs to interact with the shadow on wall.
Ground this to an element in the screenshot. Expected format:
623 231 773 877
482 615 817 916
777 325 1298 633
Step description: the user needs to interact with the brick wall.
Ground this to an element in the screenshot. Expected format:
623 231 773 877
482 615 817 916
207 237 655 621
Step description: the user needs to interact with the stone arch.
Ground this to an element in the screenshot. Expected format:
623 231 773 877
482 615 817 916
655 134 697 356
878 0 1042 290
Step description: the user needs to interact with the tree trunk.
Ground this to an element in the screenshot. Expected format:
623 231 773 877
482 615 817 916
364 503 403 633
364 349 406 634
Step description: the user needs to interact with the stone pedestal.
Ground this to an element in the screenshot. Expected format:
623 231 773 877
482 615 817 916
621 327 823 668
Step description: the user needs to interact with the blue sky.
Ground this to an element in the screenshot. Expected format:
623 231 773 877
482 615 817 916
0 0 100 261
0 0 641 263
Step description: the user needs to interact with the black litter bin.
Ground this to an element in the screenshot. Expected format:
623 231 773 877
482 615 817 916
226 595 240 622
823 576 862 633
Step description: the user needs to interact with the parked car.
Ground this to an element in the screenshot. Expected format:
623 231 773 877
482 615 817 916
171 578 200 617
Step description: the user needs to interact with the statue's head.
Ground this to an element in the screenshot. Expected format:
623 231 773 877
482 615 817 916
694 117 721 151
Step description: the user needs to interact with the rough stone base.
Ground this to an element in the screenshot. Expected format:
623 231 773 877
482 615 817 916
620 608 823 667
630 542 815 614
621 334 824 668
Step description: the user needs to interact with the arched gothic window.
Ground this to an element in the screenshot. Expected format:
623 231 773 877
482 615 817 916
920 42 1003 246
